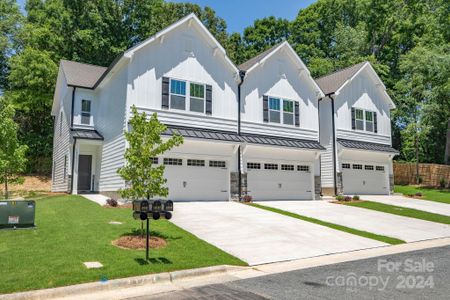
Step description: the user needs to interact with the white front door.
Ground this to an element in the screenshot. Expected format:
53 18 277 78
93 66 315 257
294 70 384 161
247 162 313 200
163 158 229 201
342 162 388 195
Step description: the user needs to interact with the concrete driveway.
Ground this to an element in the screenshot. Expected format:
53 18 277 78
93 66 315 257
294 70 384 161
361 195 450 216
170 202 385 266
259 201 450 243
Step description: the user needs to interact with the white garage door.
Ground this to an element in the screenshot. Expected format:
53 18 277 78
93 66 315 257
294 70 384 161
247 162 313 200
342 163 388 195
162 158 229 201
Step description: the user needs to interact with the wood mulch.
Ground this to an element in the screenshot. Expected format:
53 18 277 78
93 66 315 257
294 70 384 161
103 203 132 209
112 235 167 250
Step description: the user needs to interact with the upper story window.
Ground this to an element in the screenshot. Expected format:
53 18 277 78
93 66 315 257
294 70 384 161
81 100 91 125
268 97 281 123
352 107 377 133
266 96 297 126
170 79 186 110
190 83 205 113
283 100 294 125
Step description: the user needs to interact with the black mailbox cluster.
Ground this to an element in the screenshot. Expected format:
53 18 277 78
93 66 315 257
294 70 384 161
132 200 173 221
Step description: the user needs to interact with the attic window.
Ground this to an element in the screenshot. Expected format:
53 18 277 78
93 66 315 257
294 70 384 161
81 100 91 125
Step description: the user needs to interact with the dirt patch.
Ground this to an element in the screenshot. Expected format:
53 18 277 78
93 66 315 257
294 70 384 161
103 203 132 209
112 235 167 250
0 175 51 193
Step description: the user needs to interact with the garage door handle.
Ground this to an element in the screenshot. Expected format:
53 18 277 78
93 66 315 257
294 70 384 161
221 190 228 193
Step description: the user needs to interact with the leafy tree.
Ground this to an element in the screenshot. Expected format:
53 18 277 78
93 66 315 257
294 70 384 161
118 106 183 200
0 98 28 199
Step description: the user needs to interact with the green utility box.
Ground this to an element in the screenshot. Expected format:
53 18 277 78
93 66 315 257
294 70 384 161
0 200 36 229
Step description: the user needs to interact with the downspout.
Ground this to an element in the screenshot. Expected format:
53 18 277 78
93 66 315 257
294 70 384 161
70 86 76 127
237 71 246 201
329 93 338 195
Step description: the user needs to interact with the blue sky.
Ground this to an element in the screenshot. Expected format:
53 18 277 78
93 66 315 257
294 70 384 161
16 0 316 33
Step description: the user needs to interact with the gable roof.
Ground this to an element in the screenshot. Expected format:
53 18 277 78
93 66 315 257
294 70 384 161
315 61 366 95
239 41 324 98
60 60 107 89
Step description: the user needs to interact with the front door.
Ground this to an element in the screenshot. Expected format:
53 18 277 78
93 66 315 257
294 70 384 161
78 155 92 192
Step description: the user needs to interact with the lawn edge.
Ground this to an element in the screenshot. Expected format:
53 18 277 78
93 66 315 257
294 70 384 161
248 203 405 245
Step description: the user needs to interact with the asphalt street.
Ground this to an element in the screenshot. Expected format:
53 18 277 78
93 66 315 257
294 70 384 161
129 245 450 300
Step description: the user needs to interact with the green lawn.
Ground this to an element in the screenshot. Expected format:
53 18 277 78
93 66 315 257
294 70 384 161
345 201 450 225
0 195 245 294
394 185 450 204
248 203 405 245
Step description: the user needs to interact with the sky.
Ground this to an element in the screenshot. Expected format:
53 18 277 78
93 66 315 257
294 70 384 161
16 0 316 33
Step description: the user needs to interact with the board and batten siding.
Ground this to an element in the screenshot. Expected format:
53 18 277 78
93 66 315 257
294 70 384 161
241 49 319 140
51 68 72 192
97 66 128 192
126 23 238 132
334 67 392 145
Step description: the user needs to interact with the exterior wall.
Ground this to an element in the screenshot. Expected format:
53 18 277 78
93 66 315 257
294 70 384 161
97 66 128 192
319 97 335 188
127 23 238 132
241 50 319 140
334 67 392 145
51 69 72 193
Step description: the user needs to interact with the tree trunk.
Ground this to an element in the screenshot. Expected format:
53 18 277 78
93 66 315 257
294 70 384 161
445 118 450 165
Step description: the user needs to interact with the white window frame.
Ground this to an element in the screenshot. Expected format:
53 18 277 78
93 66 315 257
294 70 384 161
268 96 296 126
354 108 364 131
169 78 207 114
353 107 376 133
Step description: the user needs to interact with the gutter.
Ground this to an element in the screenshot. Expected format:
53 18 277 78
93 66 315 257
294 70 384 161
237 70 246 201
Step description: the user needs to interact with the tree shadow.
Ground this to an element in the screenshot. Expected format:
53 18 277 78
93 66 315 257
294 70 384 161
122 228 182 241
134 257 173 265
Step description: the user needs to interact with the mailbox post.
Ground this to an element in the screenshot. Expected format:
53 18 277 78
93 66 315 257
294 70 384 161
132 200 173 261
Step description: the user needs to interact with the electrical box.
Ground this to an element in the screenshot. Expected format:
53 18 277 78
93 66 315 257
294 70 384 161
0 200 36 229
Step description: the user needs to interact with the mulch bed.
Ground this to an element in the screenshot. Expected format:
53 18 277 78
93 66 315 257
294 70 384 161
112 235 167 250
103 203 132 209
330 199 364 204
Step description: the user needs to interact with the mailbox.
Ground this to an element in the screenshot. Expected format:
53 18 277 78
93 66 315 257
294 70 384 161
0 200 36 228
163 200 173 212
132 200 150 213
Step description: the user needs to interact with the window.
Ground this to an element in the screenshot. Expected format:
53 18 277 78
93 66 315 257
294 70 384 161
342 163 351 169
164 158 182 165
59 111 63 136
63 155 67 181
365 111 374 132
352 164 363 170
209 161 226 168
298 165 310 172
187 159 205 167
355 109 364 130
281 164 294 171
151 157 158 164
247 162 261 169
264 163 278 170
81 100 91 125
189 83 205 113
268 97 281 123
283 100 294 125
365 165 374 170
376 166 385 171
170 79 186 110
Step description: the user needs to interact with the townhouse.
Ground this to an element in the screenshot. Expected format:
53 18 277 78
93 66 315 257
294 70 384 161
51 13 397 200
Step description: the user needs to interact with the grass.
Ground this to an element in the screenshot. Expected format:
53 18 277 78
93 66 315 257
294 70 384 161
394 185 450 204
248 203 405 245
345 201 450 225
0 195 245 294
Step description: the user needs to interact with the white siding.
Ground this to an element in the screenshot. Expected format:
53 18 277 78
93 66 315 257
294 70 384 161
51 69 72 192
127 24 238 132
241 49 319 140
319 98 335 188
335 67 392 145
97 66 128 191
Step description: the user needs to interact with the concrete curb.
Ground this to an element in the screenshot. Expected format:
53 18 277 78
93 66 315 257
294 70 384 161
0 265 243 300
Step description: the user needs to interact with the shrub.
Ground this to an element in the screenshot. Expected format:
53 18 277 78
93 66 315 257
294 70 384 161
415 192 422 197
439 178 447 189
242 195 253 203
335 195 344 201
344 196 352 202
106 198 118 207
352 195 360 201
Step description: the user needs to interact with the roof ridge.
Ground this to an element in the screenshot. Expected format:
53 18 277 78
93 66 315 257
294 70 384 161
61 59 107 69
315 61 367 80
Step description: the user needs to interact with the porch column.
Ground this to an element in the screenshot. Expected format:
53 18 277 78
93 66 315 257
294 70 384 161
71 143 80 195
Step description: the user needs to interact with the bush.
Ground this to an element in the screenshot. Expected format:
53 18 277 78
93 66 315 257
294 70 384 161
242 195 253 203
106 198 118 207
344 196 352 202
439 178 447 189
352 195 360 201
415 192 422 197
335 195 344 201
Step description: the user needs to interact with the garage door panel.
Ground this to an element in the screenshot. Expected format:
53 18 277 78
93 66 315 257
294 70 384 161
342 163 388 195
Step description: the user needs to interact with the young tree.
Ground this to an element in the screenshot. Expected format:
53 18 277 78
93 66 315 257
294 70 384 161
118 106 183 200
0 98 28 199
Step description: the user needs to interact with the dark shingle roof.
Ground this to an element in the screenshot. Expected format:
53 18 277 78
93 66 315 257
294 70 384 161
315 62 367 95
71 129 104 140
338 138 398 154
61 60 107 89
238 43 283 71
163 125 325 150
